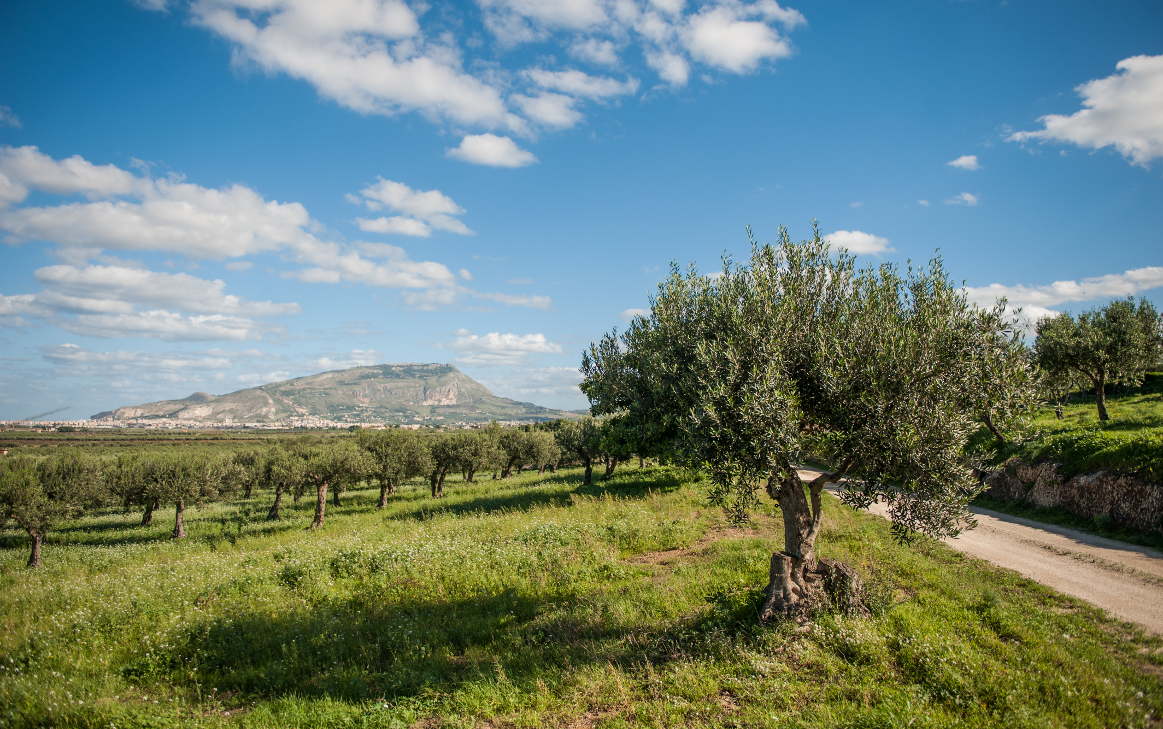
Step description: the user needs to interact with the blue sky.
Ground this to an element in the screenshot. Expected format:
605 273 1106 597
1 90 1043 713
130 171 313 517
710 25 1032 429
0 0 1161 419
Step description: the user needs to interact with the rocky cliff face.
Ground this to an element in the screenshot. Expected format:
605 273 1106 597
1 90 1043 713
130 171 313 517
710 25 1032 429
985 459 1163 535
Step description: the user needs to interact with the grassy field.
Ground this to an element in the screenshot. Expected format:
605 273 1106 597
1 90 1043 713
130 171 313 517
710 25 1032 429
2 466 1161 728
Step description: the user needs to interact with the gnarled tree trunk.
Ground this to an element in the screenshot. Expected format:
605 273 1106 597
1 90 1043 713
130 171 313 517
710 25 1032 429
26 528 43 568
758 468 865 622
582 457 593 485
332 488 342 507
311 482 328 529
377 479 396 509
172 498 187 539
1094 374 1110 421
141 497 158 526
267 485 284 520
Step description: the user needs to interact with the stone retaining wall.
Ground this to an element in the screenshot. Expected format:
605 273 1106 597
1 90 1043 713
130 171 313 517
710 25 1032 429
984 459 1163 535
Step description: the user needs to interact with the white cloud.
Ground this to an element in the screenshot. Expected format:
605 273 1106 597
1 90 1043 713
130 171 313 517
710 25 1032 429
451 329 562 365
0 106 20 128
646 49 691 85
1008 55 1163 167
1 263 297 341
965 266 1163 312
569 38 618 66
0 145 139 200
945 192 978 206
357 215 432 237
356 177 462 217
621 307 649 320
525 68 639 98
34 264 298 316
683 6 792 73
225 261 253 271
351 177 474 235
64 310 268 341
917 199 930 207
947 154 981 171
513 92 583 128
823 230 892 255
0 146 465 307
191 0 509 127
447 134 538 167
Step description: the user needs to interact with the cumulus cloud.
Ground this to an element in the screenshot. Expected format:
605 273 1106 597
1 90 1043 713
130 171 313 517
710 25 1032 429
190 0 509 127
513 92 583 128
1008 55 1163 167
0 146 466 308
1 263 297 341
965 266 1163 314
447 134 537 167
141 0 806 141
569 37 619 66
33 264 299 316
350 177 473 235
823 230 892 255
621 307 649 320
0 145 139 202
451 328 562 365
945 192 978 206
683 6 792 73
947 154 981 171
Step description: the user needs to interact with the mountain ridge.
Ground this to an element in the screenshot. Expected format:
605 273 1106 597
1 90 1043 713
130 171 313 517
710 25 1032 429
91 363 576 425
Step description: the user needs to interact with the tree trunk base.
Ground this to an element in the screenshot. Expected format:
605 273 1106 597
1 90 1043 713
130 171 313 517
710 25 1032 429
758 554 867 623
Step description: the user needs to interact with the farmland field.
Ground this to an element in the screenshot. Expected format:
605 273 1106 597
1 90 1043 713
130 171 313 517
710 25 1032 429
2 463 1161 728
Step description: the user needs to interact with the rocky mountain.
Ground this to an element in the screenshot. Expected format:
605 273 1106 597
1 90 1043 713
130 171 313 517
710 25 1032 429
91 363 576 425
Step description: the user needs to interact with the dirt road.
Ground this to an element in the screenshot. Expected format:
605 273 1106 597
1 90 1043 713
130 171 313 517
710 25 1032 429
798 469 1163 634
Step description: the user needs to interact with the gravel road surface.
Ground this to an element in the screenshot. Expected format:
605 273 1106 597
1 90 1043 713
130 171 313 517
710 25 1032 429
798 468 1163 634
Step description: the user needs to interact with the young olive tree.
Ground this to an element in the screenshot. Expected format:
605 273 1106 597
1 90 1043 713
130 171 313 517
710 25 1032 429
1034 298 1163 421
358 429 432 507
0 451 105 567
427 433 459 498
295 442 368 529
451 428 502 483
262 447 303 520
554 418 603 485
581 227 1036 620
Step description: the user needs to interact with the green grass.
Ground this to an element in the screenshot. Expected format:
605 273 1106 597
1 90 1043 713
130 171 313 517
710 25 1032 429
1004 372 1163 480
2 467 1161 728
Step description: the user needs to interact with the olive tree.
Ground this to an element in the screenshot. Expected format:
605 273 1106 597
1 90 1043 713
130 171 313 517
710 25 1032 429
554 418 603 485
294 442 368 529
262 447 303 520
1034 298 1163 421
0 451 104 567
359 429 433 507
581 227 1036 620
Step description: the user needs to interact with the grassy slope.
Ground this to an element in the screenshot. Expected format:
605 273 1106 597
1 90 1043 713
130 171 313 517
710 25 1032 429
1 468 1161 729
972 373 1163 544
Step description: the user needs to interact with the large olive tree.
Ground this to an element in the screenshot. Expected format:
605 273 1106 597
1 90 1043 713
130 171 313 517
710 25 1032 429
581 227 1035 620
0 451 105 567
1034 298 1163 421
359 429 433 507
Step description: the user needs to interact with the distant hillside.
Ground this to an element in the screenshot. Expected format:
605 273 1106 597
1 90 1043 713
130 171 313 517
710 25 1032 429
91 363 576 425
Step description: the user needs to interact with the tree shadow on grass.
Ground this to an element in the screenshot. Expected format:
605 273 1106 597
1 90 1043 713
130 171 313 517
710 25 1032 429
148 582 744 706
382 469 685 522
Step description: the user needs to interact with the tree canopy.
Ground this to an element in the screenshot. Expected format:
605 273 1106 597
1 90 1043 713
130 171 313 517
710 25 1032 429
581 227 1036 619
